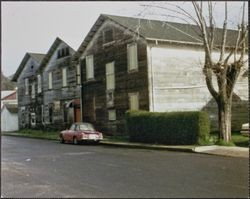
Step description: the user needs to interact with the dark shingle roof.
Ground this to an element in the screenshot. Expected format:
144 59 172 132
104 14 241 46
28 53 45 63
74 14 245 60
12 53 45 82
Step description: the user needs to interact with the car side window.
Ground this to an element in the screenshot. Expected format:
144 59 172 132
75 125 80 131
70 124 75 131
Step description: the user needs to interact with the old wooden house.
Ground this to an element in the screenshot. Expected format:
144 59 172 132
12 53 45 128
37 37 81 130
75 14 248 134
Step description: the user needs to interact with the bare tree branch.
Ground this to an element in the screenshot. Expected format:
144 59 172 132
219 2 228 63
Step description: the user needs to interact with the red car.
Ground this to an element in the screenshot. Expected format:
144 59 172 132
59 122 103 144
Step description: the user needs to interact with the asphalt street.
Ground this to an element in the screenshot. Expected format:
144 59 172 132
1 136 249 198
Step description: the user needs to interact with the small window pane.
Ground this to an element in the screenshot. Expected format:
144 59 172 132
129 93 139 110
127 43 138 71
37 75 42 93
62 68 67 87
106 62 115 90
49 72 53 89
76 64 81 84
108 110 116 121
86 55 94 80
25 78 29 95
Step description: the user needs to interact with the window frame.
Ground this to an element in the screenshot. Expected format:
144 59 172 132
106 61 115 91
108 109 116 121
129 92 139 110
86 55 94 80
62 67 67 87
127 43 138 72
25 78 29 95
31 83 35 99
48 71 53 90
37 74 42 93
76 64 81 85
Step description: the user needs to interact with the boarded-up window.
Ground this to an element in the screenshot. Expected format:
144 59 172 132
37 75 42 93
31 83 35 99
76 64 81 85
127 43 138 71
25 78 29 95
108 109 116 121
86 55 94 80
48 72 53 89
103 29 113 43
106 62 115 90
62 68 67 87
129 92 139 110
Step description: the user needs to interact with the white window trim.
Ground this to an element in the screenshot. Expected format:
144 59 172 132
31 113 36 126
31 83 35 99
106 62 115 91
76 64 81 85
25 78 29 95
62 67 67 87
37 75 42 93
48 72 53 89
108 109 116 121
86 55 94 80
127 43 138 72
129 92 139 110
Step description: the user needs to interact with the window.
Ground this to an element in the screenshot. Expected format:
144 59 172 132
31 113 36 126
76 64 81 85
37 75 42 93
107 91 114 107
129 92 139 110
108 110 116 121
103 29 113 43
48 72 53 89
31 83 35 99
106 62 115 90
62 68 67 87
65 47 69 56
41 105 45 124
127 43 138 71
86 55 94 80
25 78 29 95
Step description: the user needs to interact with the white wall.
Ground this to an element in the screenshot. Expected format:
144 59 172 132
147 43 248 113
1 107 19 132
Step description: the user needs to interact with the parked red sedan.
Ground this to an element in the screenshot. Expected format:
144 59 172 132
59 122 103 144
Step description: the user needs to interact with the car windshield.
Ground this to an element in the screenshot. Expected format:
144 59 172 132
79 123 95 131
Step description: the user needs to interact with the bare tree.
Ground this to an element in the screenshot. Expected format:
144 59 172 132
139 1 248 142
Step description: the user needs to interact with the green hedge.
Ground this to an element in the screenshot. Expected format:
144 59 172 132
125 111 210 145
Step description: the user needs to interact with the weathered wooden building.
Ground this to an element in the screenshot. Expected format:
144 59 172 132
75 14 248 134
12 53 45 128
37 37 81 130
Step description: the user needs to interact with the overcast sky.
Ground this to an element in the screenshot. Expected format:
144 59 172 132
2 1 248 77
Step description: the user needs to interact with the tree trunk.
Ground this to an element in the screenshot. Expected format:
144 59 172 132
217 98 232 142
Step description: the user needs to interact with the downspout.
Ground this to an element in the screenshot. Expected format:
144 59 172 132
79 60 83 122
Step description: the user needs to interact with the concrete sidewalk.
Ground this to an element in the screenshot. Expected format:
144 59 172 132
101 140 249 158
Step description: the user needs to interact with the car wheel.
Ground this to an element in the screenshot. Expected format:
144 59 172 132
73 137 78 145
94 140 100 144
60 136 65 144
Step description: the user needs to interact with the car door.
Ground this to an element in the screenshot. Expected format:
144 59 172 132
67 124 75 141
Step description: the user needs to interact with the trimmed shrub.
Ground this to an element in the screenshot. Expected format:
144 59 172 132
125 110 210 145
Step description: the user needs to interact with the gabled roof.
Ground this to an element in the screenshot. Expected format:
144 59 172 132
1 90 15 99
38 37 76 73
74 14 244 60
2 91 17 100
12 53 45 82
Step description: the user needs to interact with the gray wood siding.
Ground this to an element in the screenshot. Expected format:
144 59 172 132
80 20 149 134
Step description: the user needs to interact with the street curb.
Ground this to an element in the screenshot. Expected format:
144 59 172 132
100 141 195 153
